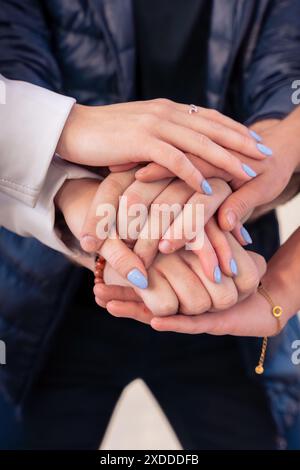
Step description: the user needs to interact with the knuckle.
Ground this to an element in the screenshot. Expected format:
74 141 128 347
239 267 260 294
171 150 187 173
140 113 160 130
135 241 156 265
154 299 178 316
210 178 232 197
135 238 151 253
206 118 224 132
213 288 238 310
179 276 210 313
226 150 240 168
229 194 250 216
152 98 173 107
123 187 143 207
82 215 99 234
180 297 197 315
240 133 253 149
105 248 128 270
197 133 211 147
213 240 227 254
183 296 211 315
106 175 125 195
199 297 212 313
149 98 172 117
209 233 227 252
208 108 221 119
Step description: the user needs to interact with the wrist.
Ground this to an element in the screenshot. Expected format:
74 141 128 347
249 119 280 133
251 117 300 172
56 103 84 162
55 178 98 214
261 261 297 323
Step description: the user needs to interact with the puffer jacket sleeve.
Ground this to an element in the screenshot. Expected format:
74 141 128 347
0 0 62 90
0 0 76 207
243 0 300 124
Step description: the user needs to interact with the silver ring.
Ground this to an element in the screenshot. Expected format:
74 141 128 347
188 104 198 114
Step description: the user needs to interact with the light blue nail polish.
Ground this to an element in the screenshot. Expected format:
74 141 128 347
201 179 213 195
127 269 148 289
230 258 238 276
249 130 262 142
257 143 273 156
240 226 253 245
214 266 222 284
242 164 257 178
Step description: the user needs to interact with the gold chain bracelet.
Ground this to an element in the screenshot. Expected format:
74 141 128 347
255 283 283 374
255 283 283 375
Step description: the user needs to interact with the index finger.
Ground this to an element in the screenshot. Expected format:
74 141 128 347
159 178 232 254
80 170 136 252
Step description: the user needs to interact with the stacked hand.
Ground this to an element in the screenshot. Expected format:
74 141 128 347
55 174 267 332
136 117 300 233
55 103 300 337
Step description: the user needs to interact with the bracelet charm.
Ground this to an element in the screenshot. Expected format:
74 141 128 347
255 283 283 375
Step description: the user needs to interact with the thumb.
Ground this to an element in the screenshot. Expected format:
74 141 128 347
100 233 148 290
109 163 138 172
218 176 264 231
135 163 173 181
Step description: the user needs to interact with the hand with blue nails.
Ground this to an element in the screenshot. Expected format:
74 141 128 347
78 168 245 286
76 162 261 287
94 233 266 320
55 173 264 317
151 228 300 336
218 112 300 231
132 179 235 283
131 106 272 184
56 174 149 289
57 100 266 198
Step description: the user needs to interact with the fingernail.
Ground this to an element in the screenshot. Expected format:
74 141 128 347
249 129 262 142
159 240 172 253
201 179 213 195
226 210 237 228
80 235 99 252
214 266 222 284
230 258 238 276
127 269 148 289
242 164 257 178
257 143 273 156
240 226 253 244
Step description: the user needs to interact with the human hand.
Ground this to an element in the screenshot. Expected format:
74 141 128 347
62 171 229 285
149 225 300 335
56 100 268 194
79 170 243 283
130 178 236 282
95 229 266 322
54 176 235 315
217 115 300 231
55 176 150 287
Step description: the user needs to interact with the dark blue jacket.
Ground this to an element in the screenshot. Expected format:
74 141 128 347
0 0 300 443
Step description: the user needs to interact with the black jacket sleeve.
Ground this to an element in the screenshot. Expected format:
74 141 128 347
243 0 300 124
0 0 62 90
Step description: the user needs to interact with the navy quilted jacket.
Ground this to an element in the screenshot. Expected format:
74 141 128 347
0 0 300 441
